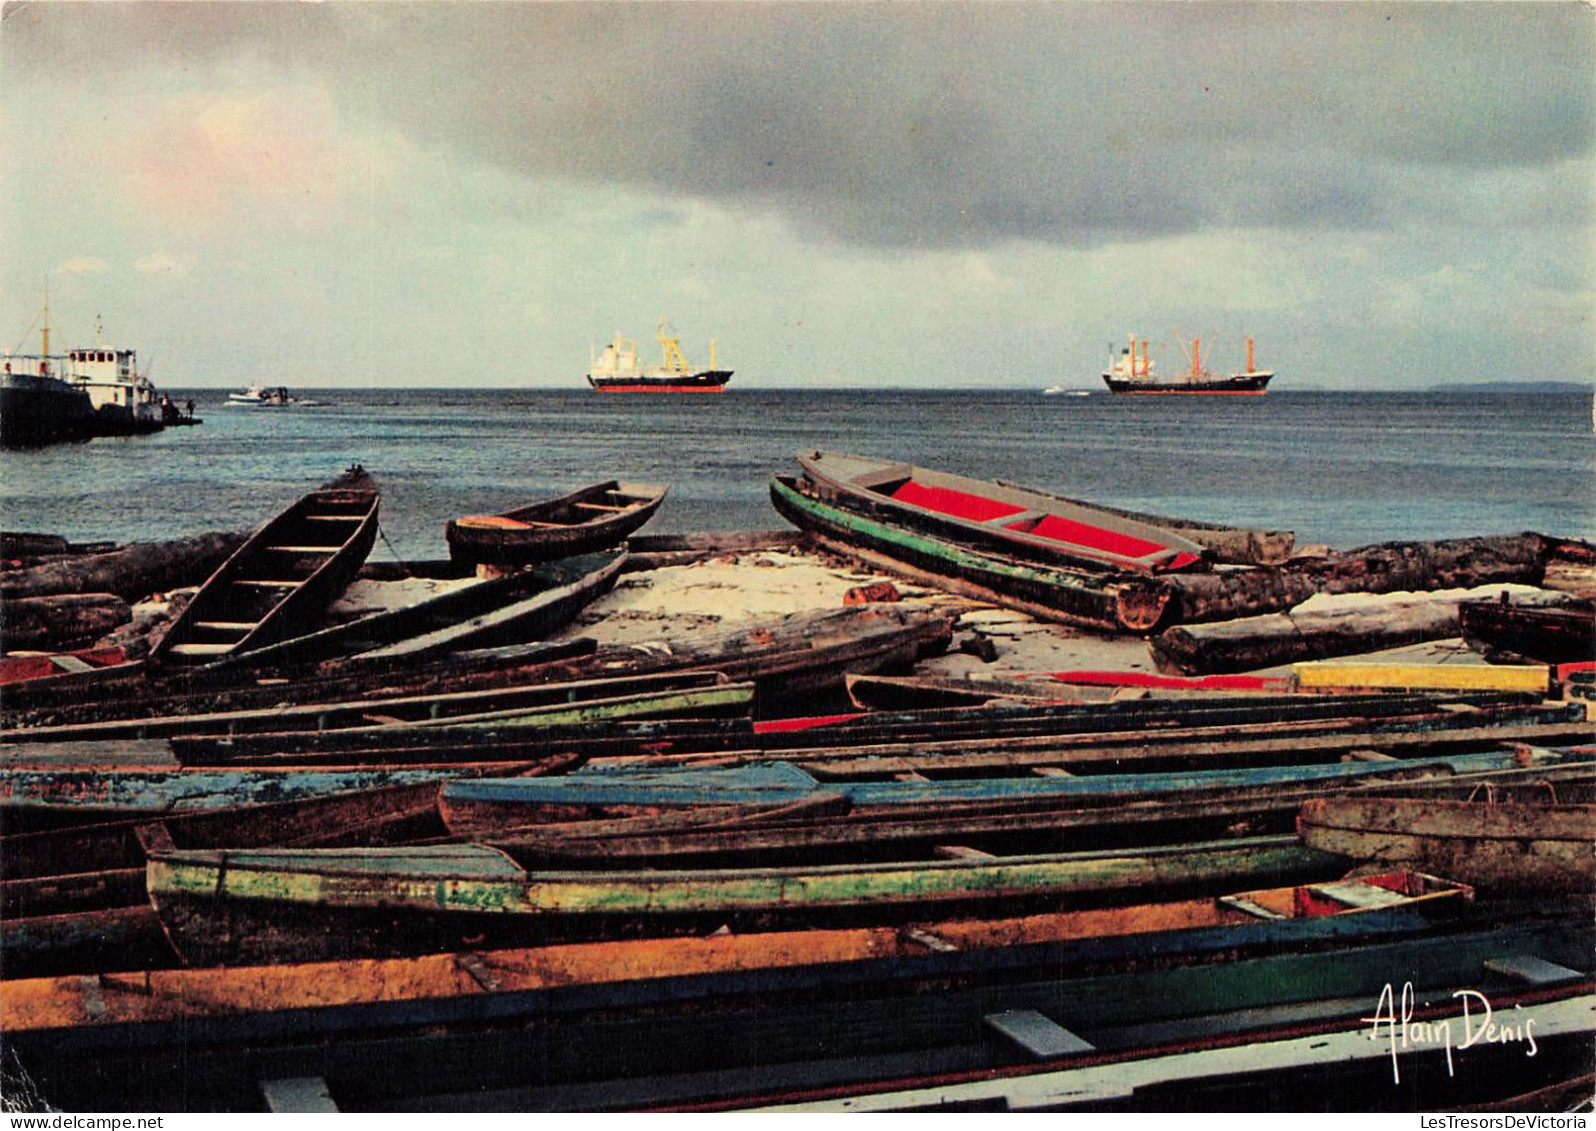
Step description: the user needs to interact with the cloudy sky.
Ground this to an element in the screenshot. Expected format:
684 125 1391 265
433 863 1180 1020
2 2 1591 390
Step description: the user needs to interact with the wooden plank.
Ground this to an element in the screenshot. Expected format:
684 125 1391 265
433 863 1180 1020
983 1009 1096 1059
1294 661 1550 693
260 1077 339 1113
1482 955 1585 986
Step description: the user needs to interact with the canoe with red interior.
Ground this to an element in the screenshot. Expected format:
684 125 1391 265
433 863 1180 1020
794 451 1207 573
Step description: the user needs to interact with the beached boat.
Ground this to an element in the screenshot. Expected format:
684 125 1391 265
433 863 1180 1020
0 647 127 686
586 319 731 393
1102 334 1274 395
146 834 1343 964
1297 778 1596 893
7 919 1587 1111
9 868 1468 1020
445 482 667 566
1459 595 1596 665
771 474 1171 633
437 749 1578 835
198 551 625 676
145 468 380 668
795 451 1207 573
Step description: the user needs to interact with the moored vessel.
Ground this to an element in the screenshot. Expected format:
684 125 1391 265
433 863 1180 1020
1103 335 1274 395
587 319 732 393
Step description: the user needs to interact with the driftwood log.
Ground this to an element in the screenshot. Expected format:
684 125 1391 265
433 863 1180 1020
1151 586 1581 675
0 530 249 603
1 593 132 654
1156 533 1557 625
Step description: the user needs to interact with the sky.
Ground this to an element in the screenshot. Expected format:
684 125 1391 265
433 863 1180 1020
2 2 1592 390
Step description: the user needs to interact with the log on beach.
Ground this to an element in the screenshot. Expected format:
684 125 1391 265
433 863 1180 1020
0 594 133 654
1149 585 1575 675
0 530 251 602
1157 533 1556 624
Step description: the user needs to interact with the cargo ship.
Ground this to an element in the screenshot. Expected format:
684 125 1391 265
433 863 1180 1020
586 319 732 393
1102 335 1273 395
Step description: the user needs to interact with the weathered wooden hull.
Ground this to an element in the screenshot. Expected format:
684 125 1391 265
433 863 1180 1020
6 919 1588 1111
771 475 1170 633
795 451 1207 573
1298 785 1596 893
439 749 1585 830
147 469 381 668
445 481 667 567
1460 597 1596 665
0 667 746 745
6 870 1466 1022
197 553 621 677
145 835 1345 965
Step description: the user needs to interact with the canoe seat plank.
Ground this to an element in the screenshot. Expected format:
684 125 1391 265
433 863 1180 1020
455 952 505 992
1345 749 1399 762
934 845 997 861
263 545 340 554
984 1010 1096 1060
1031 767 1074 778
574 502 631 512
1306 881 1408 909
1217 894 1288 920
893 771 931 782
166 643 238 656
899 926 961 953
302 514 363 523
234 579 302 588
260 1077 339 1114
49 655 96 674
1482 956 1585 986
193 621 258 633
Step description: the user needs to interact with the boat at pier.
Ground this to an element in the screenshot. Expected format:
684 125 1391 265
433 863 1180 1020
1103 334 1274 395
3 291 176 447
586 319 732 393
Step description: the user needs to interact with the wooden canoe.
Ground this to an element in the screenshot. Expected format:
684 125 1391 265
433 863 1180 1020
0 647 128 686
795 450 1207 573
9 869 1467 1023
771 474 1172 633
146 467 380 669
1460 596 1596 665
438 749 1584 833
490 762 1596 866
1297 778 1596 893
196 553 622 676
145 834 1345 964
6 922 1587 1112
445 481 667 567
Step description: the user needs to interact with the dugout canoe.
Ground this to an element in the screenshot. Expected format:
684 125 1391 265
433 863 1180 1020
1297 778 1596 894
445 481 667 567
0 763 571 829
145 834 1345 965
196 552 624 676
438 748 1585 834
491 762 1596 866
7 921 1588 1112
771 475 1171 633
8 869 1468 1025
146 468 380 669
795 451 1207 573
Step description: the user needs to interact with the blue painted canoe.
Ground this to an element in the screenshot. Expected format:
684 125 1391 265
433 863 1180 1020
441 748 1579 824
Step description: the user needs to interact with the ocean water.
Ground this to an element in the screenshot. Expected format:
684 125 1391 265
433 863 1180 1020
2 389 1591 563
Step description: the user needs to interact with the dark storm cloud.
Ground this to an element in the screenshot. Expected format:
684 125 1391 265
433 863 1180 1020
9 1 1592 249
